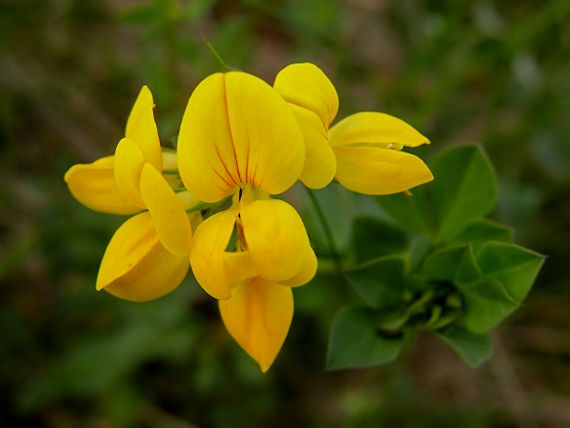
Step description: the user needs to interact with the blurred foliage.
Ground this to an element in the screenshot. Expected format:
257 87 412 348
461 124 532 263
1 0 569 427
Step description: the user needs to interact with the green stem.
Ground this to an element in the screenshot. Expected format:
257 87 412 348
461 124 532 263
305 188 342 275
201 35 232 71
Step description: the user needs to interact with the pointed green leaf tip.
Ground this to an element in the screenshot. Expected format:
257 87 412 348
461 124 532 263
460 242 545 333
431 145 498 239
436 325 493 367
327 306 402 370
476 242 544 302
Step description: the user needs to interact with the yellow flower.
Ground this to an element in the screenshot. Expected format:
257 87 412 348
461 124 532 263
193 191 316 372
65 86 196 301
274 63 434 194
177 71 317 371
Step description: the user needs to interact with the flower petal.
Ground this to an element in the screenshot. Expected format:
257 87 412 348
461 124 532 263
288 104 337 189
96 212 188 301
219 278 293 372
125 85 162 172
224 251 257 286
178 73 236 201
178 72 304 202
334 146 434 195
273 63 338 128
189 208 238 299
104 247 188 301
114 138 146 207
64 156 141 215
274 63 339 189
140 163 192 256
280 246 318 287
328 112 430 148
240 199 314 283
96 212 157 290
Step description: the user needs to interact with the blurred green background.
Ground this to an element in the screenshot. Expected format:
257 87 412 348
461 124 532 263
1 0 569 426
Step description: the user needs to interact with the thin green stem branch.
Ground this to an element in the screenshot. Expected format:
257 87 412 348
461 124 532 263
305 187 342 275
201 35 232 71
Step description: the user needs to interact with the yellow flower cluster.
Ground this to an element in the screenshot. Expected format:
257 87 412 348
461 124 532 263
64 63 432 371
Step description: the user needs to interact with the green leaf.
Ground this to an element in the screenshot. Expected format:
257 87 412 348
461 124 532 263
408 235 436 273
461 279 517 333
327 307 402 370
351 217 408 264
422 244 480 283
476 242 544 303
378 187 433 235
431 145 498 240
451 220 513 253
435 325 493 367
379 145 498 241
345 256 406 308
460 241 544 333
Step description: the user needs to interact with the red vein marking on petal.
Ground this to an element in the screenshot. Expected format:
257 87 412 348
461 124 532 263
250 166 258 188
245 135 251 184
212 166 234 190
195 137 234 190
222 74 243 183
214 144 238 188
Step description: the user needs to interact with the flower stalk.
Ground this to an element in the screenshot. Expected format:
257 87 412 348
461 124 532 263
305 187 343 276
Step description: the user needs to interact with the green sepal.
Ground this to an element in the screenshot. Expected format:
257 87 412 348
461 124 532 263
375 309 412 332
424 305 442 328
435 325 493 367
326 306 403 370
345 256 406 308
429 308 462 330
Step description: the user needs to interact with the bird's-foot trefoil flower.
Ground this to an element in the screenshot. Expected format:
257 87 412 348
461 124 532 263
274 63 434 194
65 86 197 301
63 62 435 373
177 71 317 371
